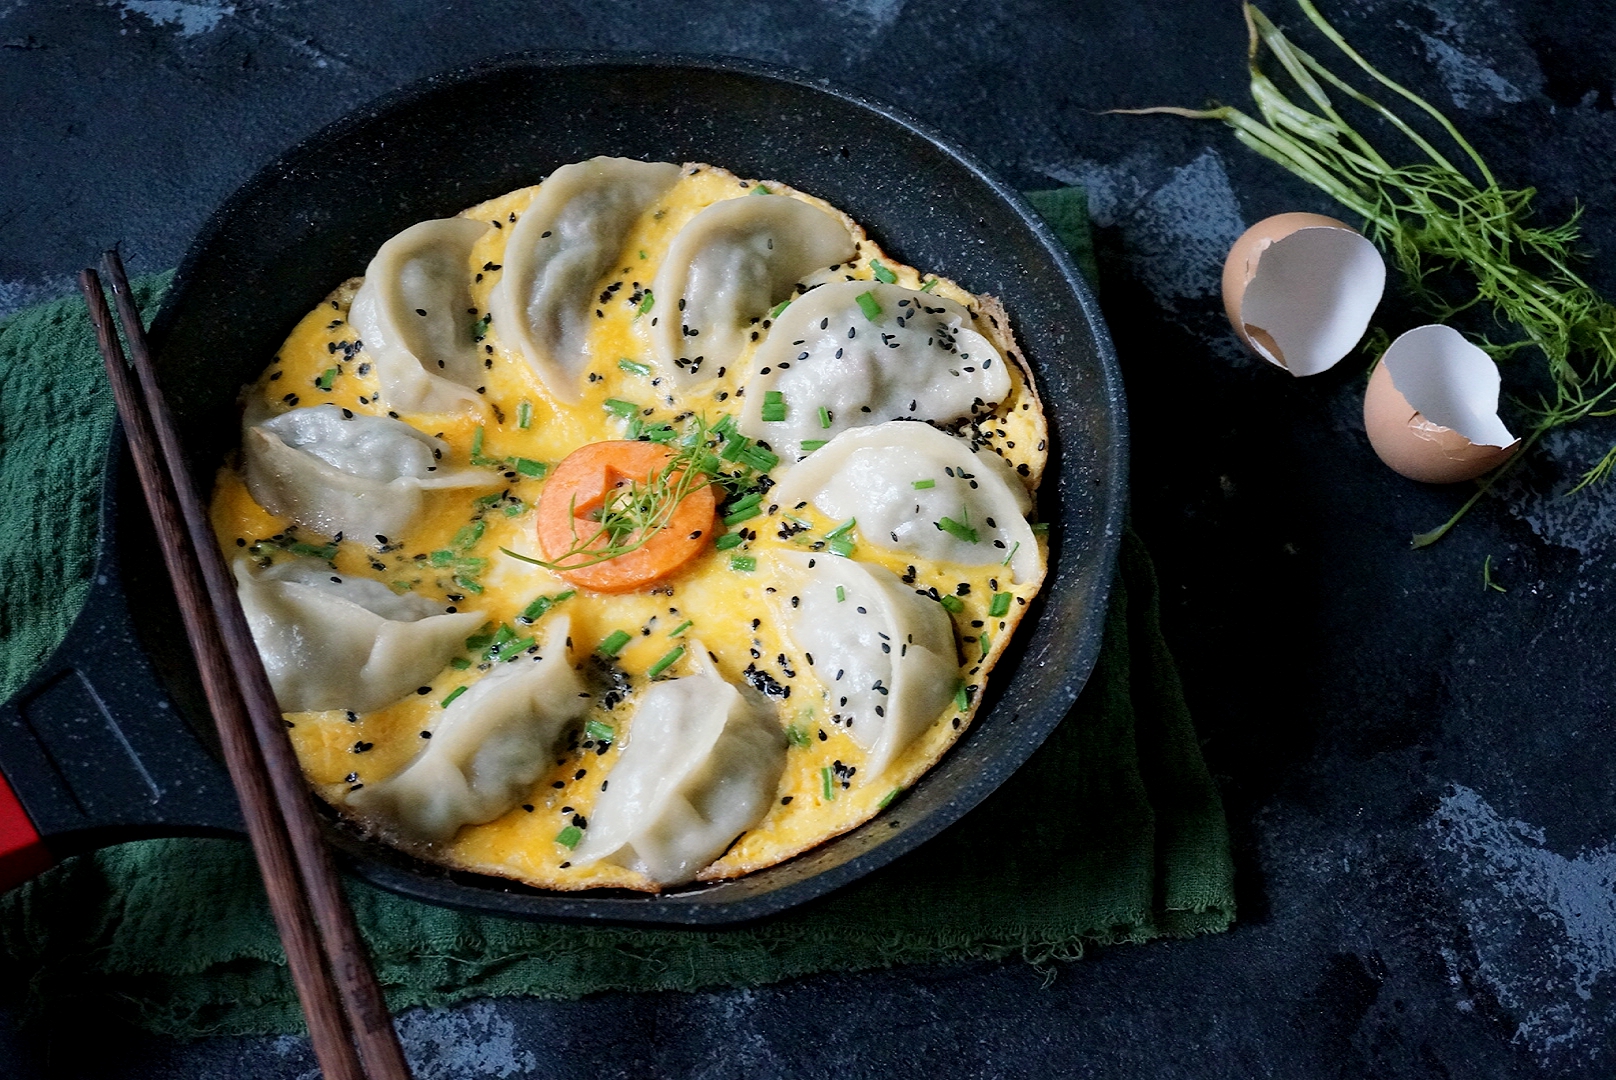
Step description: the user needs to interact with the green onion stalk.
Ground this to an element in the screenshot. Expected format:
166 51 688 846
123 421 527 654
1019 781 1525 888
1117 0 1616 546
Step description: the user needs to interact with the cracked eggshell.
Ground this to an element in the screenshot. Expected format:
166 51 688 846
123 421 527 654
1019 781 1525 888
1363 324 1519 483
1222 212 1386 376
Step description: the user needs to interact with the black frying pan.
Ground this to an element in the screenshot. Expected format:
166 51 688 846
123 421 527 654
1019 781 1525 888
0 55 1126 924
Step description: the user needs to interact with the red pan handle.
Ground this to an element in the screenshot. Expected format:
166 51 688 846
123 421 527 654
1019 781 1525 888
0 767 53 893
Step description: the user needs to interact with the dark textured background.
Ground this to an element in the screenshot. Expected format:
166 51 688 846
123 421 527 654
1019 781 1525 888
4 0 1616 1076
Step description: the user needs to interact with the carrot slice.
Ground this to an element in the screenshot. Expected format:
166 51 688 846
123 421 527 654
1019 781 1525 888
536 440 717 594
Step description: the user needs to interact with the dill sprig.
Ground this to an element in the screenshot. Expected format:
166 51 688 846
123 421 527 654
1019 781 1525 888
501 416 757 573
1118 0 1616 546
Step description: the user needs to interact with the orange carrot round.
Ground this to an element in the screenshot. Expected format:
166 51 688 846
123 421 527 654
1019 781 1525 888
536 441 717 594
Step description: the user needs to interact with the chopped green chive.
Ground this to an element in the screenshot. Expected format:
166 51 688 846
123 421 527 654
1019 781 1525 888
920 277 939 293
585 719 615 742
315 366 338 390
452 575 484 594
737 443 779 472
954 681 970 711
453 520 485 550
825 518 857 540
1002 540 1020 567
1030 522 1050 534
730 555 758 572
667 619 693 638
440 686 467 709
289 541 338 561
465 628 495 651
939 594 964 614
760 389 787 423
514 457 547 479
715 532 746 551
818 405 832 429
913 479 935 489
647 645 685 678
504 500 527 517
980 633 992 654
836 585 846 602
603 398 638 419
827 537 855 557
712 414 739 439
637 290 655 316
521 589 574 622
820 766 836 801
751 183 771 195
724 505 761 526
474 492 504 509
638 249 648 260
800 439 827 452
937 516 980 544
618 357 651 377
989 592 1012 617
729 491 764 512
555 825 583 849
768 299 792 319
429 549 454 567
878 787 902 809
870 259 897 284
470 425 486 457
471 313 491 341
855 290 882 320
450 657 472 670
785 724 812 749
517 400 532 429
597 629 632 657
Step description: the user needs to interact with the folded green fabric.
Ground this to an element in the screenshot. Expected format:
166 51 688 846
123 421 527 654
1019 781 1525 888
0 189 1233 1038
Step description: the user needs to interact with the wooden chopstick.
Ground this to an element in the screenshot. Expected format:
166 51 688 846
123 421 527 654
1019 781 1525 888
83 255 413 1080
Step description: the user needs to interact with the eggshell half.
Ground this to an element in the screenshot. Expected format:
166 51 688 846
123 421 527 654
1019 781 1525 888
1223 212 1386 376
1362 324 1519 483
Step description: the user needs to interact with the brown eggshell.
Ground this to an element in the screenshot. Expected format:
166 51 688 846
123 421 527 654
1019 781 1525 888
1223 212 1384 376
1362 361 1515 483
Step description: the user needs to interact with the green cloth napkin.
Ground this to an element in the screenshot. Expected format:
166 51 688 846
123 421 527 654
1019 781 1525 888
0 189 1234 1038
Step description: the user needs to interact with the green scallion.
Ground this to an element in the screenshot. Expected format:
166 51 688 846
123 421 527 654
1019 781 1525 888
827 537 855 558
1002 540 1020 566
760 389 787 423
597 629 632 657
454 520 485 550
785 724 811 749
715 532 745 551
989 592 1012 617
1030 522 1050 534
619 357 651 376
768 299 791 319
470 425 486 457
521 589 574 622
913 479 935 489
730 554 757 572
514 457 547 478
603 398 638 419
667 619 692 638
738 443 779 472
647 645 685 679
800 439 827 452
729 491 763 512
315 366 338 390
450 656 471 671
818 405 832 429
855 290 882 320
920 277 939 293
954 681 970 711
289 541 338 561
751 183 770 195
878 787 902 809
585 719 615 742
636 290 654 316
471 313 491 341
517 400 532 429
836 585 846 602
870 259 897 284
820 766 836 801
939 594 964 614
825 518 857 540
440 686 467 709
937 516 980 544
429 549 454 567
555 825 583 849
980 633 991 654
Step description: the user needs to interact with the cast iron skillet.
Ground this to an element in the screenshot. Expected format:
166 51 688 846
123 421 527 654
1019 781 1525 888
0 55 1126 924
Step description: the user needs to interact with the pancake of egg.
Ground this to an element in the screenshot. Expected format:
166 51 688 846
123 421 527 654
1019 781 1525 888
210 163 1049 891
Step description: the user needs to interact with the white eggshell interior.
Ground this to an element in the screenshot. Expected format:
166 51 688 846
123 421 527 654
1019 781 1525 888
1240 227 1386 376
1381 324 1515 447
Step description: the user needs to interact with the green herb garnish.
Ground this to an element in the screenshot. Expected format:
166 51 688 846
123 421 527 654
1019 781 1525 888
730 554 757 572
913 479 935 489
715 532 745 551
514 457 547 478
785 724 812 749
471 313 491 341
825 518 856 540
836 585 846 602
820 766 836 801
855 290 882 320
760 390 787 423
636 290 654 316
555 825 583 849
1483 554 1507 593
647 645 685 678
517 400 532 429
870 259 897 284
939 594 965 614
937 515 979 544
751 184 770 195
920 277 939 293
667 619 693 638
429 549 454 567
619 358 651 377
800 440 827 452
597 629 632 657
1002 540 1021 567
603 398 639 419
440 686 467 709
288 541 338 561
450 656 472 670
521 589 575 622
768 299 791 320
878 788 902 809
954 681 970 711
315 366 338 390
585 719 616 742
453 520 485 550
452 574 484 595
988 592 1012 617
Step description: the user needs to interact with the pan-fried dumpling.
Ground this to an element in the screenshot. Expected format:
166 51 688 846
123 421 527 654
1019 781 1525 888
348 619 587 842
737 281 1010 457
491 157 680 402
348 217 490 414
243 405 489 543
770 420 1040 584
649 195 856 385
572 645 785 885
773 552 956 782
234 557 483 714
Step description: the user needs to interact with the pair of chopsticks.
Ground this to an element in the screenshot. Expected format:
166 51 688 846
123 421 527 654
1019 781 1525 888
80 253 413 1080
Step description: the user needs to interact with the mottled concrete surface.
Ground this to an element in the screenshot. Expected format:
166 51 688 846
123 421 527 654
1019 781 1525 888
5 0 1616 1076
